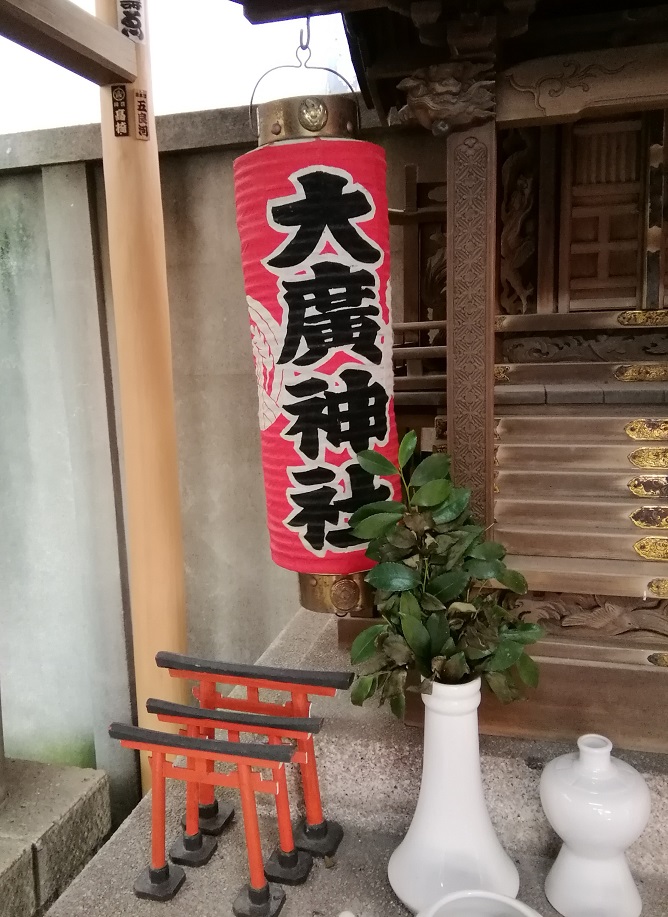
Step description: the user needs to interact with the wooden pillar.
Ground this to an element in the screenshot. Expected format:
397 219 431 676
446 122 496 526
96 0 188 789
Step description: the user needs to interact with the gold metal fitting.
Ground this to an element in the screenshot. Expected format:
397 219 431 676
298 572 374 615
257 94 358 146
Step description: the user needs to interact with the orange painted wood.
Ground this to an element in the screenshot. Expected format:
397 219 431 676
97 0 188 791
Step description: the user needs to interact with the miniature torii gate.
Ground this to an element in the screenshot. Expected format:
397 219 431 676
0 0 188 788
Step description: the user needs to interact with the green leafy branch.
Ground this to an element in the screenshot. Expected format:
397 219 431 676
348 432 543 717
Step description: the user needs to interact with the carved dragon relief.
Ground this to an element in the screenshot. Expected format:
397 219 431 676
499 128 537 315
513 592 668 641
506 59 630 116
395 61 495 136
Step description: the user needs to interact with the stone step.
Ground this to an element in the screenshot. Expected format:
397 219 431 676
495 497 668 532
495 414 668 444
495 382 667 406
496 442 668 471
496 468 668 499
504 554 668 599
496 525 668 563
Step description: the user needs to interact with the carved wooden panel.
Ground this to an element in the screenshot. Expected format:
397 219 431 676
559 118 644 313
446 124 495 525
501 329 668 363
514 592 668 643
498 128 538 314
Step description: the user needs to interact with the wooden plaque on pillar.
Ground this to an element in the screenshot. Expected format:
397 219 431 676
446 123 496 525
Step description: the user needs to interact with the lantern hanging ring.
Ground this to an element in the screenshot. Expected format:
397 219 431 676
248 16 359 138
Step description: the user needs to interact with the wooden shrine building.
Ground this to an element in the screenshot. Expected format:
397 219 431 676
235 0 668 750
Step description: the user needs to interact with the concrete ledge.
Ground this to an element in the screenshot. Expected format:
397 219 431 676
0 759 111 914
0 838 34 917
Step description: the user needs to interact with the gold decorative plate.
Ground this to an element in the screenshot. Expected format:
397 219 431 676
628 475 668 497
629 447 668 469
630 506 668 528
625 420 668 441
618 310 668 326
634 536 668 560
615 364 668 382
648 578 668 598
494 365 510 383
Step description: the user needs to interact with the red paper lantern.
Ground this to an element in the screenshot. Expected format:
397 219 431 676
234 134 399 575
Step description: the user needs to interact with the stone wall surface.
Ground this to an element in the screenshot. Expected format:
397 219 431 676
0 105 444 809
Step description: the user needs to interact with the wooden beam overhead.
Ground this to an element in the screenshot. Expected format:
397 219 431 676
498 43 668 127
231 0 387 24
0 0 137 85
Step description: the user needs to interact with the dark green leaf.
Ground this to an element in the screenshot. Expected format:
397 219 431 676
390 693 406 719
421 592 446 611
496 567 529 595
432 487 471 524
404 510 433 535
426 612 451 656
445 533 481 571
365 537 384 562
466 558 504 581
381 634 413 665
350 624 386 664
351 675 376 706
468 542 506 561
401 615 431 661
434 509 471 533
503 622 545 645
485 640 524 672
410 452 451 486
516 651 540 688
356 450 399 478
412 479 451 508
427 569 470 604
400 592 422 619
485 671 519 704
398 431 418 468
438 652 470 682
387 526 417 550
348 500 407 528
353 512 403 540
366 562 421 592
383 668 407 699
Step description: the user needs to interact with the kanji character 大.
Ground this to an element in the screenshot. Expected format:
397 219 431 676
267 170 381 268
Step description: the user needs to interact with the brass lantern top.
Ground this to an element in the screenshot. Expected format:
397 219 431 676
256 93 359 146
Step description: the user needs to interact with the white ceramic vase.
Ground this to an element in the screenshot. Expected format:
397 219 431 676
540 734 651 917
388 678 519 915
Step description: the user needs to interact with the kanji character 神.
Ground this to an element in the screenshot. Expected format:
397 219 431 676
283 368 389 461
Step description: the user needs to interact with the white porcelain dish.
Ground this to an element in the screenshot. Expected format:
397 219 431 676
416 889 543 917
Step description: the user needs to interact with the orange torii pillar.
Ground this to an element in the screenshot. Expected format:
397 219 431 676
96 0 188 789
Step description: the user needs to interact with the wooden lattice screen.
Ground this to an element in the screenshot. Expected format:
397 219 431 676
558 118 644 312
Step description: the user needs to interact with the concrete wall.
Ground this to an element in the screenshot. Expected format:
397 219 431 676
0 105 445 808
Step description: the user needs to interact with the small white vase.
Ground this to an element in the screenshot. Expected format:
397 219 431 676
540 734 651 917
388 678 519 915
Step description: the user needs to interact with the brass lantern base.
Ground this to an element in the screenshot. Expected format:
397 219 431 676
298 572 374 616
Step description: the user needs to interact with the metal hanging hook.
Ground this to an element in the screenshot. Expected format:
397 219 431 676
299 16 311 51
248 12 358 138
